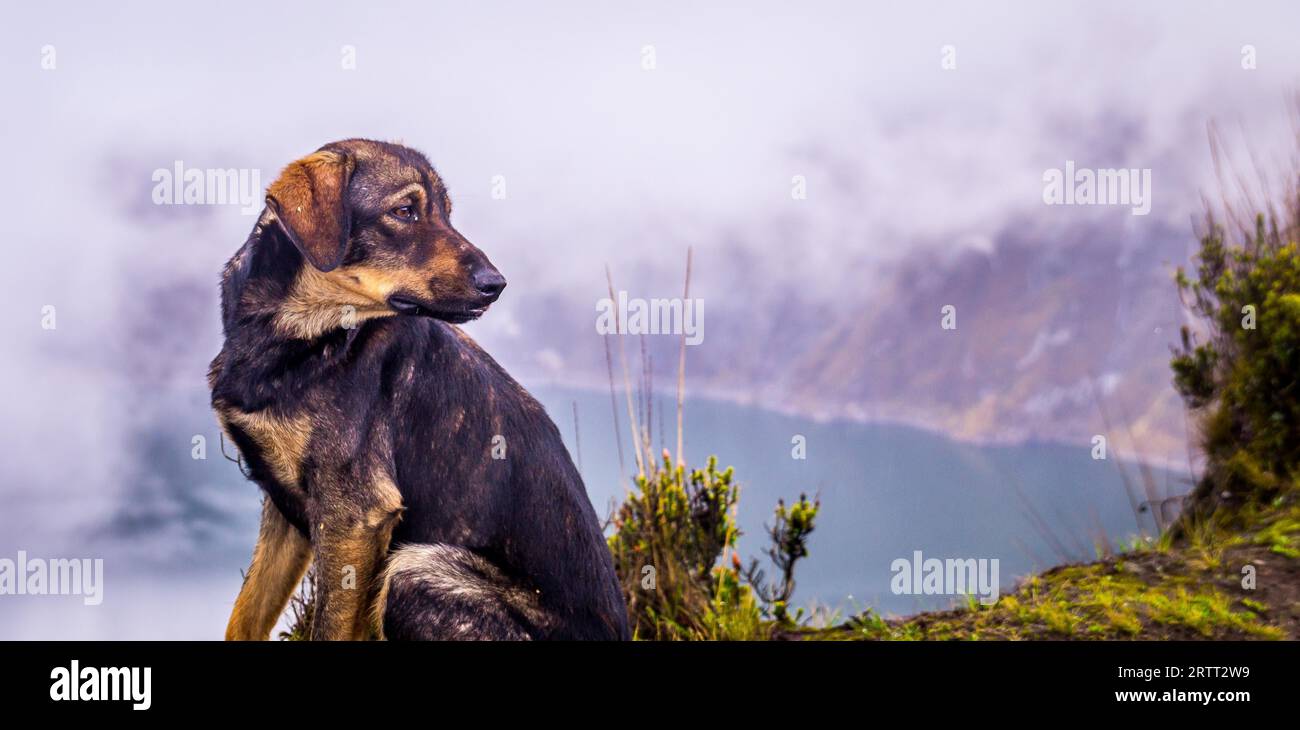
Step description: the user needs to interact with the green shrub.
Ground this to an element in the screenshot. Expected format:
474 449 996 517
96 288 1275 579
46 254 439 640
607 451 818 640
743 493 820 623
1173 210 1300 519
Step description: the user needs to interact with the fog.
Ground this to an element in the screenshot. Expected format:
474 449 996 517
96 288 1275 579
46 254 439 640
1 0 1298 635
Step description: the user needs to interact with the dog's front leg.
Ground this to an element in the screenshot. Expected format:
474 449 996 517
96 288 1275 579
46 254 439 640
309 483 404 641
226 498 312 640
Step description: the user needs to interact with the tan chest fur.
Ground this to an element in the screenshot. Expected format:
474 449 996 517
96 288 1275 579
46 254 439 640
216 405 313 497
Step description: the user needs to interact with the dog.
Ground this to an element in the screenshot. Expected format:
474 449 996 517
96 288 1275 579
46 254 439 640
209 139 629 640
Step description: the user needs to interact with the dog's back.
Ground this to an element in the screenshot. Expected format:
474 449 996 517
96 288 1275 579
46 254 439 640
363 316 628 640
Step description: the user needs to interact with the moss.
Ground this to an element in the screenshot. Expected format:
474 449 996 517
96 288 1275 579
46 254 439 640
1241 598 1268 613
1253 516 1300 558
825 538 1286 641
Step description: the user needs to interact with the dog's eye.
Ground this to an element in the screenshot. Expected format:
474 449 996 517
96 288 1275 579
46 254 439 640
391 205 418 222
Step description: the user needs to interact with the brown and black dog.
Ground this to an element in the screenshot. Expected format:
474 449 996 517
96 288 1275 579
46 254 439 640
209 139 629 640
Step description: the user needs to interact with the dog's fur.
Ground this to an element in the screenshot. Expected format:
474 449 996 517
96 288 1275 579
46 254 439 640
210 139 629 640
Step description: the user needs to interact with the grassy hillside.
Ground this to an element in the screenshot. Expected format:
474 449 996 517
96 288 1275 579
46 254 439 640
607 453 1298 641
799 497 1299 641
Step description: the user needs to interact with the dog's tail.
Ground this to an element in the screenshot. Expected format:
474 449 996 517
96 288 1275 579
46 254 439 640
374 543 552 640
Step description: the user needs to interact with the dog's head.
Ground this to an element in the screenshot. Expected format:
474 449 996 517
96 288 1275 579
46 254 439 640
263 139 505 335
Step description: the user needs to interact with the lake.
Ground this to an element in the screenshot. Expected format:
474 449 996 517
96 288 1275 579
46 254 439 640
0 382 1186 638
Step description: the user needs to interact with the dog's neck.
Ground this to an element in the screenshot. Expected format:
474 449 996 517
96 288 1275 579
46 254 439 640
222 211 395 342
272 266 395 340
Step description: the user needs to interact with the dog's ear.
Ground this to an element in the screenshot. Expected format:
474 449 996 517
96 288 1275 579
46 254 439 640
265 150 356 272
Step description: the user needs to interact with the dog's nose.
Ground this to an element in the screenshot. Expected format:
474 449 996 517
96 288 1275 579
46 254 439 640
472 269 507 299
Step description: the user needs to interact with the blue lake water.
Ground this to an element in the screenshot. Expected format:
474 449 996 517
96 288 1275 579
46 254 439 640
534 386 1186 618
0 382 1187 638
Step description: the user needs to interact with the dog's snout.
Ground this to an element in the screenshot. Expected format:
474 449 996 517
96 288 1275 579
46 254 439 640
472 268 507 300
